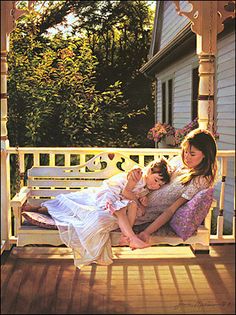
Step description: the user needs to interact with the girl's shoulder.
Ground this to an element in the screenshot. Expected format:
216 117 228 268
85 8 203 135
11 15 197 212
105 172 128 186
192 175 211 188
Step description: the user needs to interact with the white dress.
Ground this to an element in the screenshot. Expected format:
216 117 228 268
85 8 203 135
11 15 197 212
41 172 148 268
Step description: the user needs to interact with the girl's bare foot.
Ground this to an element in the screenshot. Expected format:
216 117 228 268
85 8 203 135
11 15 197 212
129 235 149 250
119 234 129 246
22 204 41 212
22 204 48 215
37 207 49 215
138 231 150 243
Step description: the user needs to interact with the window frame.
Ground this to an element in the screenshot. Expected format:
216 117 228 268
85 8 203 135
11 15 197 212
161 76 173 124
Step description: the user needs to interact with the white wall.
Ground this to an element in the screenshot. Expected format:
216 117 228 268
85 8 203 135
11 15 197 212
160 1 189 49
216 32 235 151
155 52 198 128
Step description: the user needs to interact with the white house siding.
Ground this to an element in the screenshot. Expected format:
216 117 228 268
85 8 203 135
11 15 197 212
155 52 198 128
155 78 162 123
160 1 189 50
214 32 235 230
216 32 235 150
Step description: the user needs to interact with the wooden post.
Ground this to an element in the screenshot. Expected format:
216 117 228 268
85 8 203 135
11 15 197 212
1 1 35 252
173 0 235 131
217 157 228 238
1 1 13 251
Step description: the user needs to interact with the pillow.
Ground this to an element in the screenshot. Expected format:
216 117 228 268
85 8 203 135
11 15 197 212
22 211 58 230
169 188 214 241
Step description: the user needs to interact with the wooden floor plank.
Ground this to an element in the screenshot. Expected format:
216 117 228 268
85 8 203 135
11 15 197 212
1 244 235 314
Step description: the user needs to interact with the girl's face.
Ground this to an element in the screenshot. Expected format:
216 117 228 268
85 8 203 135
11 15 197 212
183 145 205 169
146 173 164 190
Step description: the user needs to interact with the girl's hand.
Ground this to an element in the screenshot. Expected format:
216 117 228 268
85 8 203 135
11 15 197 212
127 167 142 183
139 196 148 207
137 206 145 217
138 231 150 243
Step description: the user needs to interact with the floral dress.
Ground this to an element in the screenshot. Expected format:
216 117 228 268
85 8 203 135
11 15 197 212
135 156 210 225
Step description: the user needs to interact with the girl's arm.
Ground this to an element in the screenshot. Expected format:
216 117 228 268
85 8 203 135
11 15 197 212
122 186 139 202
122 167 142 201
127 167 142 185
139 197 187 241
122 172 143 207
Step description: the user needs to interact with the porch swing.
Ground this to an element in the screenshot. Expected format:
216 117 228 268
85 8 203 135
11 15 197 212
3 1 235 255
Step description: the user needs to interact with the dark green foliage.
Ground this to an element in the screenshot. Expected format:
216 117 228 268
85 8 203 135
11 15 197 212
8 1 155 148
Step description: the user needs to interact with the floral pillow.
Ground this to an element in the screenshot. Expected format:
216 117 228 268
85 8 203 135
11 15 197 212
169 188 214 241
22 211 58 230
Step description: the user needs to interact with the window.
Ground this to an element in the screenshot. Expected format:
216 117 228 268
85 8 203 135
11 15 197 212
192 67 199 120
162 78 173 124
162 82 166 122
168 79 173 125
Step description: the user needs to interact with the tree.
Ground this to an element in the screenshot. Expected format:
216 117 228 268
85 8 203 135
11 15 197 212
71 1 155 146
7 1 155 148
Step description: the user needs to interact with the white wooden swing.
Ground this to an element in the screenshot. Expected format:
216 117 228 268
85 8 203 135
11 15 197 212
11 152 216 253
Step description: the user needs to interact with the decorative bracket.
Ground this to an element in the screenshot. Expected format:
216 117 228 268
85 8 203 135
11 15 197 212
173 1 235 36
172 1 235 55
2 1 36 36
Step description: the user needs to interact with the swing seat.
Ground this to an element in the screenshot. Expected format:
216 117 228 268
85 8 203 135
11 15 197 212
11 152 216 253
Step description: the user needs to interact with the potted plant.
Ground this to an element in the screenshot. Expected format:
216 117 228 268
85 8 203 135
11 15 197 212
174 118 199 146
147 122 176 147
174 118 219 146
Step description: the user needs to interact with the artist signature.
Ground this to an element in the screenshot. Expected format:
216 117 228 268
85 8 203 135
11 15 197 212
174 301 232 310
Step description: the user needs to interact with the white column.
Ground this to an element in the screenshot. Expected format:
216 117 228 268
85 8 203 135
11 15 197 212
197 54 215 131
1 48 11 250
1 140 11 251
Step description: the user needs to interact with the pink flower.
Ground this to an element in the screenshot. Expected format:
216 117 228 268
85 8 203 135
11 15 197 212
147 122 175 143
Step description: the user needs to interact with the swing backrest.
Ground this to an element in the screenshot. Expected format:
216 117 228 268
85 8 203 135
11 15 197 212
26 152 139 206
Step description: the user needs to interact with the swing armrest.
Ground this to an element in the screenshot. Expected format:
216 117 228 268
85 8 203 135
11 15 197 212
11 186 31 208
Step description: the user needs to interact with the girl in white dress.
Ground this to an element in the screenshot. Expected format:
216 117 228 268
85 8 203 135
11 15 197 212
97 157 171 247
23 158 171 267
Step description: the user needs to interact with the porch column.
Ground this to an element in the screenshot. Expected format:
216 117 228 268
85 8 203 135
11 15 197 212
1 1 34 252
1 1 13 251
1 49 11 251
173 1 235 131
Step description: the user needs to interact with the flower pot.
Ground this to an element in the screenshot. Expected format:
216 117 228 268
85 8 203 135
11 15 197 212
158 135 176 148
157 139 167 148
166 135 176 146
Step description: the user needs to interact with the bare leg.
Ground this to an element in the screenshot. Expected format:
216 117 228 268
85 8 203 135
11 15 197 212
119 202 137 246
127 202 138 227
114 207 149 249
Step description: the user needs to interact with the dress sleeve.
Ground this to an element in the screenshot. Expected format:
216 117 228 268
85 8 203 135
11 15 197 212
104 172 128 193
181 176 210 200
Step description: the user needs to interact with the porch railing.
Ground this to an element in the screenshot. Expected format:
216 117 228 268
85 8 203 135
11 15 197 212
2 146 235 252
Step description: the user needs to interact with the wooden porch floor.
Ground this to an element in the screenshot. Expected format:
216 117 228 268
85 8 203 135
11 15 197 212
1 244 235 314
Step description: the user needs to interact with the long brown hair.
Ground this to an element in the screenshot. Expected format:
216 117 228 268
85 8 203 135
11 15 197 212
180 128 218 186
